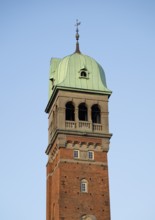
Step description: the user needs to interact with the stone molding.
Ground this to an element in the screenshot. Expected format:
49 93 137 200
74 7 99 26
46 129 112 154
65 140 109 152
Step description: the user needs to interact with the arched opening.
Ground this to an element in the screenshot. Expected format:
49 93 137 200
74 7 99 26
80 179 88 193
91 104 101 123
65 102 75 121
81 71 87 77
79 68 88 78
78 103 88 121
81 215 87 220
81 215 97 220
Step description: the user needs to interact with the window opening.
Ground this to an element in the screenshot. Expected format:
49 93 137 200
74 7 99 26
50 78 55 89
79 103 88 121
88 151 94 160
91 104 101 123
65 102 75 121
81 71 87 77
81 215 87 220
81 215 96 220
79 68 89 78
73 150 79 158
81 179 88 193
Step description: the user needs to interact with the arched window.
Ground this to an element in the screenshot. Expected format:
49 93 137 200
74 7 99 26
81 215 87 220
80 179 88 193
79 68 89 78
65 102 75 121
91 104 101 123
81 71 87 77
78 103 88 121
81 215 96 220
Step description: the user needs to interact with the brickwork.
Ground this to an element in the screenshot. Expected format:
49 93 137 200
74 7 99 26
46 91 111 220
46 133 111 220
59 162 110 219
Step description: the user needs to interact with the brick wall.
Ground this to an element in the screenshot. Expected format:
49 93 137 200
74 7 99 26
46 135 111 220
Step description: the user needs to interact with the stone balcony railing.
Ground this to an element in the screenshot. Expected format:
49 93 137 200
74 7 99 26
65 121 76 129
49 121 104 143
65 120 103 133
79 121 91 129
93 123 102 131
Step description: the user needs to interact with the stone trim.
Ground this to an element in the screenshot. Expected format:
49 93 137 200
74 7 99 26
45 87 111 113
46 129 112 154
48 145 59 163
66 140 109 152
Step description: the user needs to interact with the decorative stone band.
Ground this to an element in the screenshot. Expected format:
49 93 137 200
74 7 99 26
48 139 109 163
46 129 112 155
65 140 109 152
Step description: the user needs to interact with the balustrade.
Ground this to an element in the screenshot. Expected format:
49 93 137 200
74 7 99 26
65 121 76 129
93 123 102 131
79 121 91 129
65 121 103 132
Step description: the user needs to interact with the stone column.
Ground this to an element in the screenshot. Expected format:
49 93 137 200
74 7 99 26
57 107 65 129
87 105 92 131
75 107 79 130
100 98 109 133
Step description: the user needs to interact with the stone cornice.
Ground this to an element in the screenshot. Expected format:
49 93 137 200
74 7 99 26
45 87 111 113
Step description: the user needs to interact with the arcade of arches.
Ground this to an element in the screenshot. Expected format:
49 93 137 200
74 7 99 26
66 101 101 123
48 92 109 141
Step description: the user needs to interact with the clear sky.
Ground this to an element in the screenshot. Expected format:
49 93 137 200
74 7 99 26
0 0 155 219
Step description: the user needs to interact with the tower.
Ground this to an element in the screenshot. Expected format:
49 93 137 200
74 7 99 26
45 22 112 220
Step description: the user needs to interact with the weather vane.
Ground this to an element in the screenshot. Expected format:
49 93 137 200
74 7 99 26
75 19 81 31
74 19 81 53
75 19 81 41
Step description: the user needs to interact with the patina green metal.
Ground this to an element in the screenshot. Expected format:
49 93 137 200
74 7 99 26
48 52 111 99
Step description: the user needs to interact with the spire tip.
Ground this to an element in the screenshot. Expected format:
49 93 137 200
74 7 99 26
74 19 81 53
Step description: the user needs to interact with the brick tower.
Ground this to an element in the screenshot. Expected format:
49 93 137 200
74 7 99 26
45 23 112 220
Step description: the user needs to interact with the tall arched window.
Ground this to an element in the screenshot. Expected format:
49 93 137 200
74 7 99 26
78 103 88 121
91 104 101 123
81 215 97 220
80 179 88 193
65 102 75 121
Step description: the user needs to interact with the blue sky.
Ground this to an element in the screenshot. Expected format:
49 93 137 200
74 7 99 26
0 0 155 219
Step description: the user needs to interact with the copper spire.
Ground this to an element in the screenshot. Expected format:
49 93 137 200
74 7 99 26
75 19 81 53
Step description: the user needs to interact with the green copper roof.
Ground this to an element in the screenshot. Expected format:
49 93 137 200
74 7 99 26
48 52 111 99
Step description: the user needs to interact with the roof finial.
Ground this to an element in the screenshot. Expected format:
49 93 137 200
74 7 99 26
75 19 81 53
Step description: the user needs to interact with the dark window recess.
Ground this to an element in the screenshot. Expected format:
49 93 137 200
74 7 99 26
50 78 55 89
81 71 87 77
73 150 79 158
78 103 88 121
65 102 75 121
92 104 101 123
